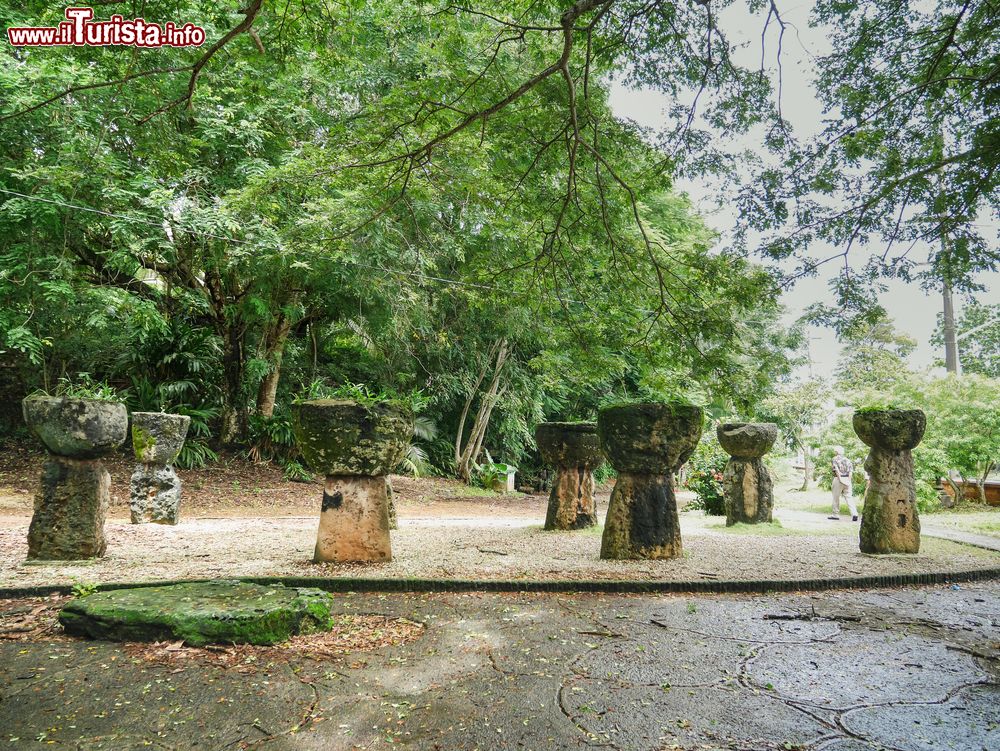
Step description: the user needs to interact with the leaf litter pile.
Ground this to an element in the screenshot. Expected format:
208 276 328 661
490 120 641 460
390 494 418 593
0 594 424 671
0 594 67 641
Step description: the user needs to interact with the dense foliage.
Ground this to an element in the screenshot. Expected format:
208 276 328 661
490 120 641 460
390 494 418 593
1 1 995 483
932 301 1000 378
817 314 1000 508
0 0 804 478
683 438 728 516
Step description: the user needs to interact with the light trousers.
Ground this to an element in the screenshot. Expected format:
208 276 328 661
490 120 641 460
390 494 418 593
832 476 858 518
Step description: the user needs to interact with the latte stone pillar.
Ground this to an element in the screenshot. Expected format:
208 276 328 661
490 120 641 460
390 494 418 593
598 402 703 560
853 408 926 554
292 399 412 563
22 396 128 560
536 422 603 530
129 412 191 525
717 422 778 526
386 476 398 531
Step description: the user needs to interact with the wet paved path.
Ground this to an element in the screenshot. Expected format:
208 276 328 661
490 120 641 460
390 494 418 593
1 582 997 750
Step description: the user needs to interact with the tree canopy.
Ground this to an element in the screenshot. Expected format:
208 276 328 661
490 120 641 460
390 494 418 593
0 0 807 478
1 0 995 480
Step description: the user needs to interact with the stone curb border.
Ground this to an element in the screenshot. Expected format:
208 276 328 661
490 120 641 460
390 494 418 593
2 566 999 600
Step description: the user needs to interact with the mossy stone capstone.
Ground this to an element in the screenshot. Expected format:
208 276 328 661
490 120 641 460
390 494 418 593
717 422 778 459
131 412 191 464
22 396 127 459
59 580 336 646
292 399 413 476
598 402 703 474
535 422 603 467
853 409 926 451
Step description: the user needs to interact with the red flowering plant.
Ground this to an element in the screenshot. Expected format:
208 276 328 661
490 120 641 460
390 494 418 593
683 437 728 516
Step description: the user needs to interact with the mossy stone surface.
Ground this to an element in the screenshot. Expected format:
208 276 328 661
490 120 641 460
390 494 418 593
131 412 190 464
853 409 926 451
59 581 336 646
28 457 109 560
22 396 127 459
292 399 413 476
717 422 778 459
130 463 182 525
859 447 921 554
535 422 603 467
543 465 598 531
600 473 682 559
598 402 703 474
723 457 774 525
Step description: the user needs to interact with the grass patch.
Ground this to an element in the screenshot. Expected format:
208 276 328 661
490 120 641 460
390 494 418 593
798 502 868 516
920 537 1000 559
706 520 807 536
444 485 502 498
972 520 1000 534
528 523 605 536
927 501 998 515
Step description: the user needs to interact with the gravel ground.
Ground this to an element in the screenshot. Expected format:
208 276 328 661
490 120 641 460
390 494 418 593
1 512 996 589
3 449 997 589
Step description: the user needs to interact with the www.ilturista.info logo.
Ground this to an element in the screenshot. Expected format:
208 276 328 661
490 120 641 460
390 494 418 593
7 7 206 47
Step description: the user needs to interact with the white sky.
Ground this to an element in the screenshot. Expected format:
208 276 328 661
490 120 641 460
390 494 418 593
608 1 998 379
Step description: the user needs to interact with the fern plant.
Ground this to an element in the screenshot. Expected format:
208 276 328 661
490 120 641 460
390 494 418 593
31 373 122 402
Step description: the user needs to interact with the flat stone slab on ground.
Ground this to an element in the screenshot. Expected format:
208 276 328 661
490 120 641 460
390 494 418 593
59 580 335 646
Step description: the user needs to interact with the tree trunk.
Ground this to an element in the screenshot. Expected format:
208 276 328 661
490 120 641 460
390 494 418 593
942 279 961 374
256 315 292 417
932 114 962 376
219 322 248 446
977 462 994 504
454 352 491 470
799 445 812 491
454 340 509 483
943 475 962 507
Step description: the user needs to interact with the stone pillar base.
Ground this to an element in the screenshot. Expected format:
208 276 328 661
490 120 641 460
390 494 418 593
130 464 182 525
28 457 109 560
386 477 398 531
315 475 392 563
544 465 597 530
723 458 773 525
860 449 921 554
600 473 681 559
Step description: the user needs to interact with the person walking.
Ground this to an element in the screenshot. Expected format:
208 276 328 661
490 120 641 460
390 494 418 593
829 446 859 521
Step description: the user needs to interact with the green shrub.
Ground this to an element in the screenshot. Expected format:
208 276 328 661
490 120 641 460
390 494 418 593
594 463 617 484
684 438 727 515
473 461 508 490
33 373 121 402
172 405 220 470
247 409 297 463
282 460 314 483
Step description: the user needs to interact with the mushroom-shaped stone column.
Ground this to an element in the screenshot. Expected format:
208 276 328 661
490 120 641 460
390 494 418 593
129 412 191 525
598 402 703 559
22 396 128 560
536 422 603 530
386 477 398 531
853 409 926 554
292 399 412 563
717 422 778 526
